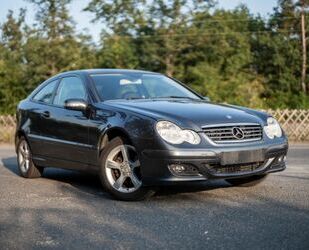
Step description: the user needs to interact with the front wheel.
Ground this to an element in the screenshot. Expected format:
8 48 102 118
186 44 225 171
99 137 155 201
17 137 44 178
226 174 267 187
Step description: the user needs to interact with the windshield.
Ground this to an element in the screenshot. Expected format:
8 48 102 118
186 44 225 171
90 73 201 101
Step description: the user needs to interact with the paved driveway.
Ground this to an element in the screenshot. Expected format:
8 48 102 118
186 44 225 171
0 144 308 249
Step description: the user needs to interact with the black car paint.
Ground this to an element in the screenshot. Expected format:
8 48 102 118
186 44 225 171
16 69 288 185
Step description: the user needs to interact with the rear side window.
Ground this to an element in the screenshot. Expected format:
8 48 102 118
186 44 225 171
53 76 86 107
32 80 58 104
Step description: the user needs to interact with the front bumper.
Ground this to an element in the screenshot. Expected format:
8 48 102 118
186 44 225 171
140 140 288 186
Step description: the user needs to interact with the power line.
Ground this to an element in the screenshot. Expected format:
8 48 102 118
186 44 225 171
105 29 301 40
137 16 299 27
185 16 299 25
115 16 300 28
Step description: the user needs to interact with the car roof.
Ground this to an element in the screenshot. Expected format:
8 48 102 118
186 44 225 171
58 69 162 76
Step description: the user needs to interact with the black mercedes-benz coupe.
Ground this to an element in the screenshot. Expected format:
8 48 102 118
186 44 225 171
15 69 288 200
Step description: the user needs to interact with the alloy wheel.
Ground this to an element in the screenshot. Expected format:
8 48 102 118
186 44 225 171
18 140 31 173
105 144 142 193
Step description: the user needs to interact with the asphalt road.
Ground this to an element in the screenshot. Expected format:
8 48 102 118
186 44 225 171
0 144 308 250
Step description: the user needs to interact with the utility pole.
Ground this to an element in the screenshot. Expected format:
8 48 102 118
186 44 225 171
301 0 307 94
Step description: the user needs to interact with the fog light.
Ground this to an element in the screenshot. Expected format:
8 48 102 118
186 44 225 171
278 156 285 162
168 163 200 176
168 164 186 173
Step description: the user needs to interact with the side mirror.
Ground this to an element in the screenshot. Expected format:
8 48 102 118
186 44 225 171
64 99 88 111
203 96 210 102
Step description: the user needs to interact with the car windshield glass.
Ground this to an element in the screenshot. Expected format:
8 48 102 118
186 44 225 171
90 73 201 101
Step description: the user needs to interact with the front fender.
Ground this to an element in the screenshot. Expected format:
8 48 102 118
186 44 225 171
95 109 158 157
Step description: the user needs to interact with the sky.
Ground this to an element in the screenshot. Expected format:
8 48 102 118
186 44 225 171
0 0 278 43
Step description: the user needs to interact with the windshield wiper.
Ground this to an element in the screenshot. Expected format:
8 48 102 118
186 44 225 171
154 96 197 100
125 96 200 100
125 97 146 100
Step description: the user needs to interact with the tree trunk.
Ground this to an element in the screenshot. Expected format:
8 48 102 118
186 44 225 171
165 55 174 77
301 0 307 94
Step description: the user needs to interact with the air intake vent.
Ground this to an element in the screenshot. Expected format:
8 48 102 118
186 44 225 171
203 124 263 143
207 162 264 174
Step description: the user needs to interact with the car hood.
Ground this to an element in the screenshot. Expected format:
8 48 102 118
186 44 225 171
100 99 267 131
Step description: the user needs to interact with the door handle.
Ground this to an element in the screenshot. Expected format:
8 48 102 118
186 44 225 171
41 111 50 118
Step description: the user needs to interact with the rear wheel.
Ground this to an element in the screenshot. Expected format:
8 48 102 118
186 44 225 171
226 174 267 187
17 137 43 178
99 137 155 201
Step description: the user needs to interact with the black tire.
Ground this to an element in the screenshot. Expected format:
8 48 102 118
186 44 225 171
99 137 155 201
226 174 267 187
17 136 44 178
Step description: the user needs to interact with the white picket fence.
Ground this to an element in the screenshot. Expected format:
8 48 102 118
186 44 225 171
1 109 309 142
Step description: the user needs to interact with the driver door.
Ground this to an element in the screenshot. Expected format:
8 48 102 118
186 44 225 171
39 75 91 170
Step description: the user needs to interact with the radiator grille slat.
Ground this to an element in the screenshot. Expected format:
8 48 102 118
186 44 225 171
207 162 264 174
203 124 263 143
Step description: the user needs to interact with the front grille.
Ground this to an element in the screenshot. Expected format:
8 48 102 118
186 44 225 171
203 124 263 143
207 162 264 174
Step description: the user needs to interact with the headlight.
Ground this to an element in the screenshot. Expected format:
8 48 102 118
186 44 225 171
263 117 282 139
156 121 201 145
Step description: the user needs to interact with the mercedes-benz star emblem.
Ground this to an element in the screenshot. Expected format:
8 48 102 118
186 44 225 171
232 127 244 139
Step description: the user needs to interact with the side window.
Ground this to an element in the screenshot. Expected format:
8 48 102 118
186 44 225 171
53 76 87 107
32 80 57 104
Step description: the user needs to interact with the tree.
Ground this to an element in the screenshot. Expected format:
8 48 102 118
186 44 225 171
0 0 308 114
250 0 309 108
26 0 77 77
186 6 265 108
0 0 97 114
27 0 74 40
85 0 214 76
0 9 28 114
24 0 97 83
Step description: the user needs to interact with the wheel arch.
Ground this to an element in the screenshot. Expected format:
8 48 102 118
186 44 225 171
98 127 134 156
15 130 27 152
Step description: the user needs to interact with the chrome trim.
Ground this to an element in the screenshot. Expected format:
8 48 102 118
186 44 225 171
201 122 261 129
210 138 261 144
203 136 264 147
202 123 263 145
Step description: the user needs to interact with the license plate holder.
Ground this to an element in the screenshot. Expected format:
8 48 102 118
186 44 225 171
221 149 264 165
